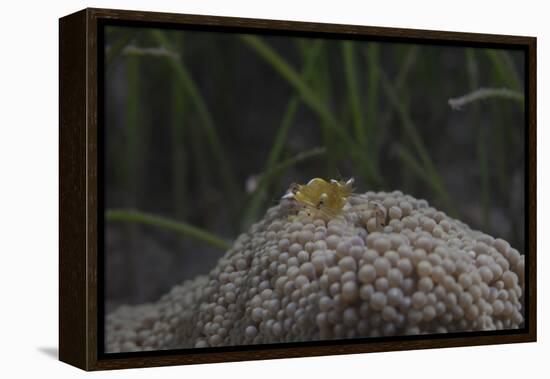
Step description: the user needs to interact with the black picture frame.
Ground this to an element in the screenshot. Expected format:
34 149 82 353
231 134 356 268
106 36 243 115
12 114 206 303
59 7 537 371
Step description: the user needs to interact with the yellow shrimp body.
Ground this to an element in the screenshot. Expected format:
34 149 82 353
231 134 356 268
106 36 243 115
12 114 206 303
283 178 354 218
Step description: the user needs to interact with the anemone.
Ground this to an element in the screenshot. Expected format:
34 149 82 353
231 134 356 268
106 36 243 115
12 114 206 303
106 190 524 352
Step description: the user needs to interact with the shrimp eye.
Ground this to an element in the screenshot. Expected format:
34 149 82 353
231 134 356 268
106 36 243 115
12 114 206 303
317 193 328 208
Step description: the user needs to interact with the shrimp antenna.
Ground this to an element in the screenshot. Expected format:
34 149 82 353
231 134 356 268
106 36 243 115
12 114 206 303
335 168 344 182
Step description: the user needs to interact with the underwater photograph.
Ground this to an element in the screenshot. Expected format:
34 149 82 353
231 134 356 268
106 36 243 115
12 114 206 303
102 25 526 353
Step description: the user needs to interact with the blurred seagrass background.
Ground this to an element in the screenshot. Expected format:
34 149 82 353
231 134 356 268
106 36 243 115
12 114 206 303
103 26 525 311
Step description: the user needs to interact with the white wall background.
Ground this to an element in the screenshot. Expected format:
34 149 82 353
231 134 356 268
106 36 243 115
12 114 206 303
0 0 546 376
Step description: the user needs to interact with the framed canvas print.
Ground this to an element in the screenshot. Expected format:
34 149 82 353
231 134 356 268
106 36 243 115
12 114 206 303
59 8 537 371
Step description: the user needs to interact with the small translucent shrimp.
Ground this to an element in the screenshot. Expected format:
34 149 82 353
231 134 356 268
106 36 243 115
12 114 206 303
281 178 355 220
353 199 388 230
